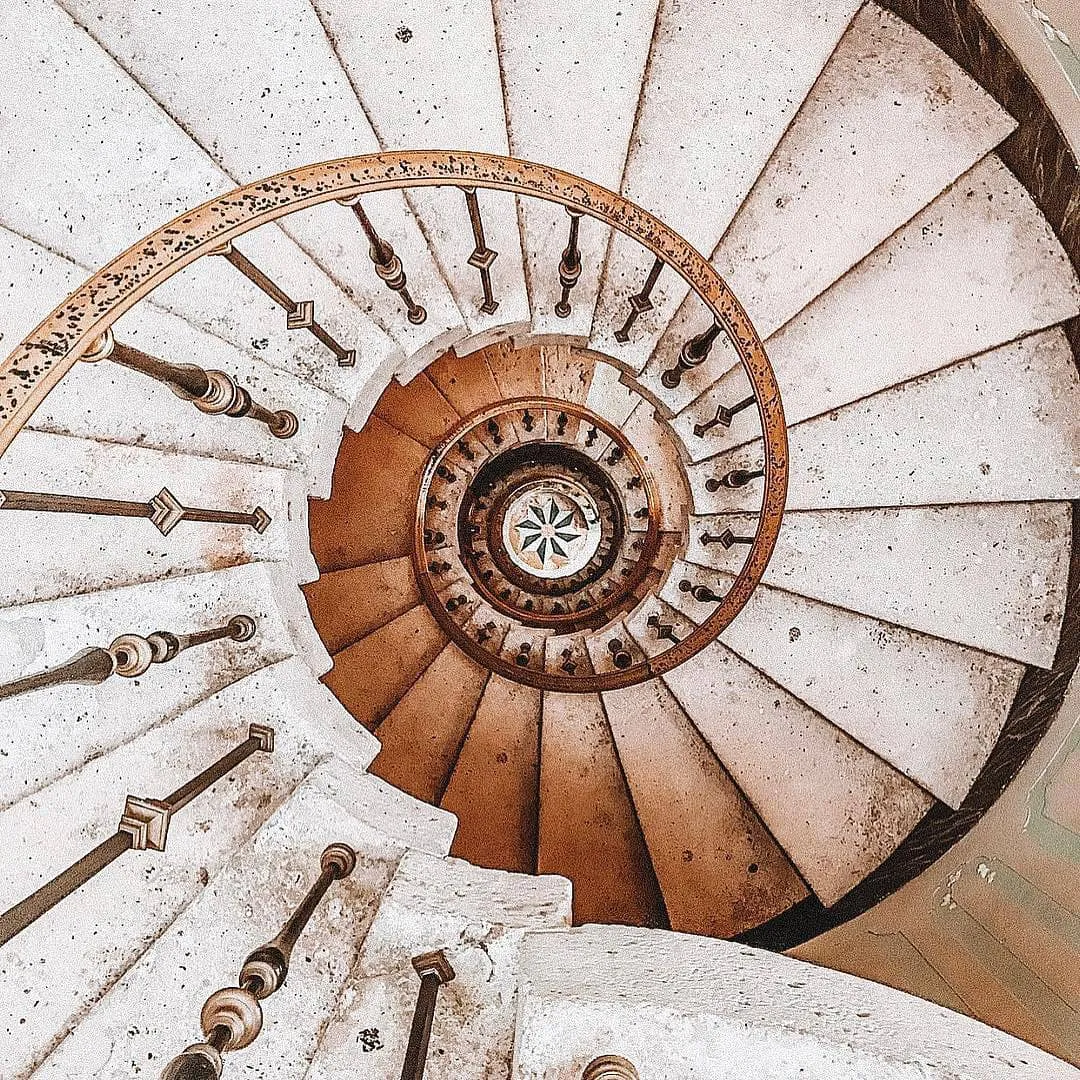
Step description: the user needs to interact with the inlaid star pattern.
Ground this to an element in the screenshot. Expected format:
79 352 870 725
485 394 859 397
514 498 582 567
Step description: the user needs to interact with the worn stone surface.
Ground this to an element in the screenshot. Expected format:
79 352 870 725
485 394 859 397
442 675 542 875
492 0 658 340
688 503 1072 668
514 926 1077 1078
690 328 1080 512
662 562 1025 809
590 0 863 371
0 428 314 605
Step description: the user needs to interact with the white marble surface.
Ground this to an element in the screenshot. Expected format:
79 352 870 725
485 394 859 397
514 926 1078 1079
661 562 1024 809
590 0 863 371
493 0 659 340
688 503 1072 668
61 0 469 368
689 328 1080 512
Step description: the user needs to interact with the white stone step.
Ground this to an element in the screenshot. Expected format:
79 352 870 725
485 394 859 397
589 0 862 372
687 503 1071 668
514 925 1075 1079
30 760 455 1079
650 2 1016 364
624 599 933 906
0 669 337 1079
0 3 396 407
677 154 1080 445
0 564 330 810
310 0 532 348
0 428 313 606
660 561 1024 809
601 677 809 931
583 360 640 430
307 851 569 1079
492 0 658 340
62 0 468 371
0 228 347 497
689 327 1080 511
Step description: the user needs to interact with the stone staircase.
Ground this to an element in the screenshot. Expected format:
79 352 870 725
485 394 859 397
0 0 1077 1075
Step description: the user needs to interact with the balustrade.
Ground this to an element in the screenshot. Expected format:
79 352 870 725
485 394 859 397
0 615 256 702
160 842 356 1079
0 724 274 950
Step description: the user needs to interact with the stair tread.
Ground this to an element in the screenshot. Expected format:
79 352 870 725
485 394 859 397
324 604 448 729
309 417 430 572
441 675 542 875
591 0 862 371
626 599 934 905
687 503 1071 668
371 642 491 802
661 562 1024 809
493 0 657 339
485 338 545 400
538 691 666 927
602 678 809 933
691 327 1080 512
653 2 1016 367
0 428 312 606
303 556 421 655
311 0 531 341
63 0 467 366
373 371 462 449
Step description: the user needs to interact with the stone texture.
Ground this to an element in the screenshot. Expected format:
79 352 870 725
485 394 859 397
602 677 809 933
590 0 863 371
311 0 532 345
688 503 1072 668
689 328 1080 512
492 0 659 340
662 562 1025 809
0 428 313 606
441 675 542 875
514 926 1077 1079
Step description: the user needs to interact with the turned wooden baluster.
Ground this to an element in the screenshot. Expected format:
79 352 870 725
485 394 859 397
160 843 356 1080
461 187 500 315
662 319 724 389
0 615 256 702
208 241 356 366
554 206 584 318
83 330 298 438
0 487 270 535
0 724 275 950
339 196 427 324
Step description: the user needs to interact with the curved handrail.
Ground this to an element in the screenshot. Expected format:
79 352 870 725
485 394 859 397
0 150 787 670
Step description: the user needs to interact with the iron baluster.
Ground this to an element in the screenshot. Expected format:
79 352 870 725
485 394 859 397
461 187 499 314
662 319 724 389
554 207 584 318
614 257 664 342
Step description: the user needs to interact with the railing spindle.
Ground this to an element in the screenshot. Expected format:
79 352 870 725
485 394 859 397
0 487 270 535
209 241 356 367
700 528 754 549
614 257 665 342
693 394 756 438
554 207 584 318
0 615 256 702
661 319 724 389
678 579 724 603
461 187 499 315
582 1057 640 1080
160 843 356 1080
83 330 298 439
705 467 765 491
0 724 274 950
339 196 427 325
400 951 455 1080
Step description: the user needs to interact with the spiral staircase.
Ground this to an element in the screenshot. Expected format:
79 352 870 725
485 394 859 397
0 0 1078 1076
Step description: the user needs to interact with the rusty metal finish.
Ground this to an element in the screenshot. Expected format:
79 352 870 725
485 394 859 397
0 151 786 684
400 951 456 1080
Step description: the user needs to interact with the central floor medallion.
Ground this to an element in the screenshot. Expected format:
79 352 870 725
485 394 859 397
502 479 603 579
